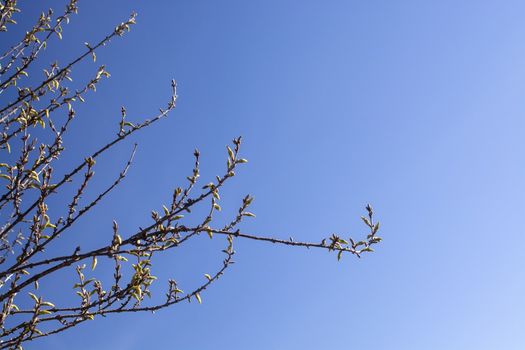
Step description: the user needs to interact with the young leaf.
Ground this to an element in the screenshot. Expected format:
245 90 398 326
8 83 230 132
227 146 234 160
28 292 39 303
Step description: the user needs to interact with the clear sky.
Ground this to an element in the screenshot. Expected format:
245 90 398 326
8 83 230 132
9 0 525 349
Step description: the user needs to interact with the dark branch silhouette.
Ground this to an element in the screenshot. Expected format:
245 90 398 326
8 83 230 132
0 1 381 348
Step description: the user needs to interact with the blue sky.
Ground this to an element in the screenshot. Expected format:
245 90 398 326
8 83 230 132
8 1 525 349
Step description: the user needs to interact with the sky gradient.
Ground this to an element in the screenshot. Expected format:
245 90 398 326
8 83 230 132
8 1 525 349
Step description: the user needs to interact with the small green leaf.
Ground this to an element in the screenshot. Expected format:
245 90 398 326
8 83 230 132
44 222 56 229
361 216 372 227
28 292 39 303
226 146 234 160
